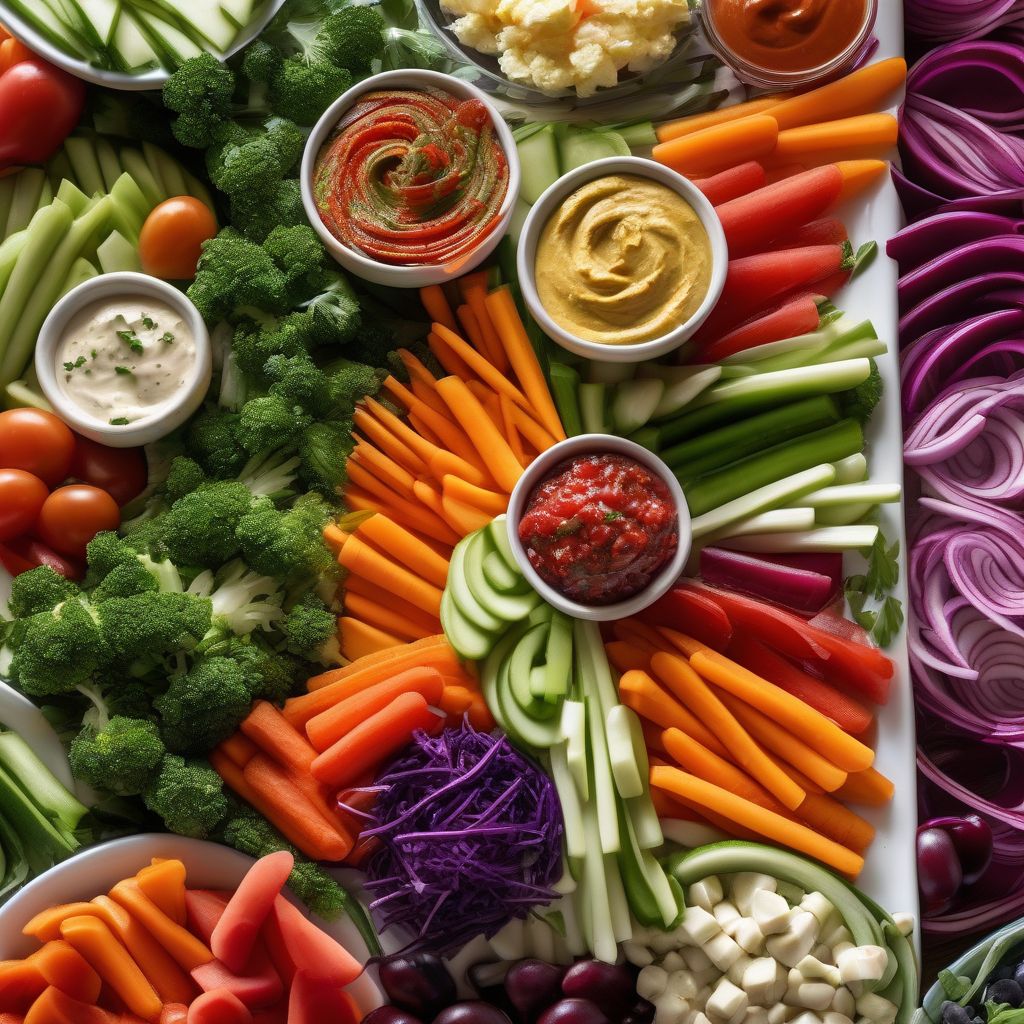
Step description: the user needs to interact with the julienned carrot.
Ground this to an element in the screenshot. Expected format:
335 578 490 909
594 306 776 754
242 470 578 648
243 754 354 861
432 323 529 410
428 330 477 382
690 649 874 773
484 287 566 442
657 97 785 142
697 295 824 362
456 303 488 358
617 670 729 759
656 627 709 658
652 115 779 177
652 653 805 811
605 640 652 673
435 376 523 492
465 690 496 733
498 395 529 467
836 159 889 202
31 941 101 1005
241 701 316 772
717 691 848 793
650 765 864 878
419 285 458 331
90 895 196 1006
772 114 898 162
767 57 907 131
305 666 446 751
23 904 97 942
442 475 509 517
355 514 450 589
399 348 440 388
302 635 451 692
311 692 444 789
836 767 895 807
339 617 405 661
462 277 509 372
795 792 875 854
352 411 428 476
60 915 163 1022
693 161 768 206
345 590 436 641
339 535 444 618
135 860 187 926
346 459 414 512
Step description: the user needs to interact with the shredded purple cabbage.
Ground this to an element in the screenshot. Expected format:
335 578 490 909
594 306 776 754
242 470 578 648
363 722 564 955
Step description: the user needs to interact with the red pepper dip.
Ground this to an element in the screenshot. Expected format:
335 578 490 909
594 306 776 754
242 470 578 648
312 87 509 266
518 453 679 605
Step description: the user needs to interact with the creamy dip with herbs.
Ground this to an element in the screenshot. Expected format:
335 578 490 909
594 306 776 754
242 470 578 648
56 296 194 427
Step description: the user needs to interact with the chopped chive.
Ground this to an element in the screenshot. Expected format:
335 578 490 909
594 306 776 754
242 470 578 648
116 329 144 354
109 417 130 425
161 331 174 344
115 366 133 375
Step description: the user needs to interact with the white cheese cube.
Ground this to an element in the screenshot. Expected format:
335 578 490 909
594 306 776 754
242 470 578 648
821 922 854 949
684 947 714 972
669 971 699 1000
752 890 792 935
655 993 691 1024
832 988 856 1017
799 893 835 926
854 994 897 1024
822 1015 853 1024
696 967 725 989
734 918 766 955
625 941 655 967
715 901 742 930
706 979 748 1024
789 1014 824 1024
683 906 723 946
891 913 915 937
663 952 687 974
743 957 787 1006
727 954 753 987
836 947 888 987
731 873 779 916
767 1006 789 1024
705 931 744 971
796 956 842 987
766 911 819 968
690 877 724 912
638 965 670 1000
785 980 836 1012
745 1010 770 1024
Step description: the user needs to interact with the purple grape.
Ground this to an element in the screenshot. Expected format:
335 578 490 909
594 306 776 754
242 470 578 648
986 980 1024 1008
379 955 457 1017
946 816 993 884
364 1008 426 1024
917 827 963 915
538 999 610 1024
561 962 634 1020
505 960 566 1020
433 1002 515 1024
621 999 655 1024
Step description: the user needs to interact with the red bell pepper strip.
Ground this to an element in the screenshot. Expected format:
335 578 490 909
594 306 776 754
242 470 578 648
636 586 733 651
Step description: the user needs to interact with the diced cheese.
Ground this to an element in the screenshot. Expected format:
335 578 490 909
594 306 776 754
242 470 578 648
822 1015 853 1024
767 1006 789 1024
790 1013 824 1024
727 955 753 987
669 971 699 999
752 890 792 936
891 913 914 937
796 956 842 987
766 912 819 968
832 988 856 1018
734 918 766 955
705 931 744 971
683 906 722 946
690 877 724 911
639 965 670 1001
745 1010 770 1024
684 948 715 973
706 979 748 1024
625 941 656 967
731 873 779 916
836 946 888 987
799 893 835 926
743 958 787 1006
715 901 742 930
821 923 854 949
854 994 897 1024
784 974 836 1013
655 993 692 1024
663 952 686 973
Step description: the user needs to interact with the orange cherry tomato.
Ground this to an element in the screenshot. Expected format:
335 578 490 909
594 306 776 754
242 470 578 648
35 484 120 558
0 407 75 485
0 468 48 541
138 196 218 281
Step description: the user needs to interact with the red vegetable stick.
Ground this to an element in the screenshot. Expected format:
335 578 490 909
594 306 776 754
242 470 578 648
696 295 824 363
191 942 283 1010
287 971 361 1024
694 162 766 206
269 898 361 986
636 588 733 651
715 166 844 258
184 891 229 946
774 217 849 250
159 1006 188 1024
185 988 253 1024
211 852 293 975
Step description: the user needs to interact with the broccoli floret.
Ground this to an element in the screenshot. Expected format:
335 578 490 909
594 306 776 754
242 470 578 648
84 531 142 583
216 634 302 704
270 61 352 126
282 591 336 660
299 420 352 496
157 482 254 567
304 269 362 346
187 560 284 638
163 54 236 148
349 321 400 369
156 657 253 753
186 407 249 479
320 6 386 75
264 354 332 414
8 567 80 619
77 672 159 728
231 311 318 379
230 179 306 243
262 225 326 305
239 449 302 500
164 457 208 503
235 493 333 582
92 561 161 602
839 359 883 425
145 755 227 839
69 716 165 796
237 395 312 455
323 359 385 419
242 38 282 84
205 116 304 199
9 600 108 697
98 592 212 665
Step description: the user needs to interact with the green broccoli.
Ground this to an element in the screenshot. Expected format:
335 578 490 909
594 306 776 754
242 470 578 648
239 449 302 500
237 394 313 455
348 320 401 369
69 716 165 796
186 407 249 479
156 481 255 567
164 457 208 503
282 591 337 660
299 420 352 496
205 116 304 202
8 567 80 619
188 560 284 640
839 359 884 425
322 358 384 419
84 531 143 584
231 310 318 379
229 179 306 243
235 492 334 582
262 225 327 303
9 600 108 697
304 269 362 346
211 634 303 704
155 657 254 753
77 672 159 728
270 61 352 126
98 592 213 665
264 354 333 415
145 755 227 839
92 561 160 602
163 54 237 148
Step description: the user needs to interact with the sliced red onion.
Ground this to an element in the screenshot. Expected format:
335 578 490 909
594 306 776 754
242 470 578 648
906 1 1024 46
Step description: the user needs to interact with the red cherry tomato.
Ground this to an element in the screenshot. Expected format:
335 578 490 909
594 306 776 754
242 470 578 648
138 196 218 280
0 536 81 579
35 484 120 559
0 407 76 485
0 468 48 541
0 59 85 167
68 436 148 506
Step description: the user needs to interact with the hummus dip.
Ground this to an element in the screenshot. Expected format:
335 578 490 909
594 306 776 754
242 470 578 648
535 173 713 345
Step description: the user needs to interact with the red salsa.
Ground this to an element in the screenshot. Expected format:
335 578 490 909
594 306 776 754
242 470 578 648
518 453 678 605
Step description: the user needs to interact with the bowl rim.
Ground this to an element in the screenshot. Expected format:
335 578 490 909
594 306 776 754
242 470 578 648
505 433 691 622
516 156 729 364
34 271 212 449
300 68 521 284
0 0 287 91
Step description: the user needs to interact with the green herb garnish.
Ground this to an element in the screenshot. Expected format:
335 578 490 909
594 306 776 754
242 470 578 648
116 330 144 354
161 331 175 344
844 531 904 647
142 315 156 330
63 355 87 372
90 348 97 360
109 417 131 425
604 511 623 523
115 366 133 375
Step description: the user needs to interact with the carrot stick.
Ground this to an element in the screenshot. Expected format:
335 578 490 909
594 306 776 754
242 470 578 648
456 304 489 358
90 895 196 1006
428 330 477 381
0 958 44 1012
439 683 474 722
772 114 898 162
498 395 529 467
442 475 508 517
652 652 805 811
605 640 652 673
398 349 441 390
657 96 786 142
441 492 496 535
420 285 458 331
344 481 460 548
304 634 451 690
693 161 768 206
323 524 349 554
653 115 779 176
240 702 316 772
650 765 864 878
346 459 418 514
32 941 101 1005
409 376 450 417
339 617 405 661
344 590 435 641
614 618 672 653
835 767 895 807
354 513 450 589
767 57 907 131
351 412 428 476
311 692 445 789
836 159 889 202
338 535 444 618
134 860 187 926
484 287 565 441
306 666 446 750
462 279 509 372
466 379 507 433
617 670 729 759
794 792 875 854
690 648 875 773
344 578 443 636
504 402 558 453
466 690 495 732
432 324 531 411
23 904 102 942
351 440 419 497
717 691 848 793
60 915 163 1022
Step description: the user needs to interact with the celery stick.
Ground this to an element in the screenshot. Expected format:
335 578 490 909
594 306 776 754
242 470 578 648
685 419 864 517
548 745 586 861
727 319 877 375
605 851 633 942
690 464 836 539
95 137 122 192
649 365 721 420
64 137 106 198
6 168 47 235
815 503 874 526
60 257 99 297
0 732 87 836
0 231 28 294
833 452 868 484
183 170 215 212
613 379 663 434
144 142 188 198
716 508 816 538
722 525 880 552
118 147 163 207
612 121 657 148
721 317 855 364
0 178 15 236
579 382 607 434
549 362 583 437
579 800 617 963
800 483 902 508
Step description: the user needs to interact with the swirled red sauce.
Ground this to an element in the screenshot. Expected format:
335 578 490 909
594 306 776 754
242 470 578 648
518 454 678 605
312 88 509 266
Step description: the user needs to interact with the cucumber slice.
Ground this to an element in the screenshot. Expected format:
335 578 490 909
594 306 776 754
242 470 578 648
647 365 723 420
584 693 620 856
447 536 504 633
0 231 28 295
7 169 48 236
94 138 123 193
487 515 519 571
832 452 868 484
605 705 646 799
2 0 92 59
60 256 99 297
517 125 560 206
482 548 523 593
133 10 206 66
97 230 141 273
605 849 633 943
182 170 215 211
537 610 572 703
55 179 91 217
482 624 527 735
67 0 119 47
110 9 162 71
560 699 588 800
578 800 617 965
144 141 188 198
508 621 549 713
4 379 53 412
579 382 607 434
440 585 492 662
118 148 163 208
559 128 630 171
220 0 256 28
626 789 663 850
496 633 563 751
145 0 238 50
467 530 541 622
612 378 664 434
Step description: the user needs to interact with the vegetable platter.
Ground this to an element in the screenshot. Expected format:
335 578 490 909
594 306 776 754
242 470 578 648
0 0 939 1022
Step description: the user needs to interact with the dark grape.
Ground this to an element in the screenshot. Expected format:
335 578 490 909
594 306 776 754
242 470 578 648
940 1003 974 1024
986 980 1024 1008
505 960 566 1020
917 827 963 915
364 1008 426 1024
992 967 1015 982
1013 961 1024 988
538 999 610 1024
561 962 634 1020
621 999 655 1024
433 1002 514 1024
379 955 457 1017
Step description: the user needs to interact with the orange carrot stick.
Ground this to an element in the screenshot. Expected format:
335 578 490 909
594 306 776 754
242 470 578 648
398 349 440 389
409 376 450 417
605 640 652 673
344 590 435 641
440 492 495 535
504 402 558 454
460 271 509 371
836 159 888 202
456 303 489 358
498 395 529 467
657 95 786 142
311 692 444 789
0 958 45 1012
350 442 416 496
338 535 444 618
344 480 460 548
344 577 443 637
323 523 349 554
432 323 531 410
441 475 508 517
795 792 875 854
428 330 477 381
835 767 895 807
420 286 458 331
772 114 899 162
23 904 98 942
351 412 428 476
240 702 316 772
355 514 450 589
303 635 452 691
339 617 405 661
652 115 779 176
32 941 101 1005
134 860 187 926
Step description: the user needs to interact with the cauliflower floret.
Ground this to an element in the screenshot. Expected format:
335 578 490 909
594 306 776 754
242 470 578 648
450 11 502 52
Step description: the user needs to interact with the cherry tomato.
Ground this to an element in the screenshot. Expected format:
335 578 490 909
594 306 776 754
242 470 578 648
0 536 81 579
68 436 148 506
0 407 75 485
35 484 120 558
0 468 48 541
138 196 218 280
0 60 85 167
